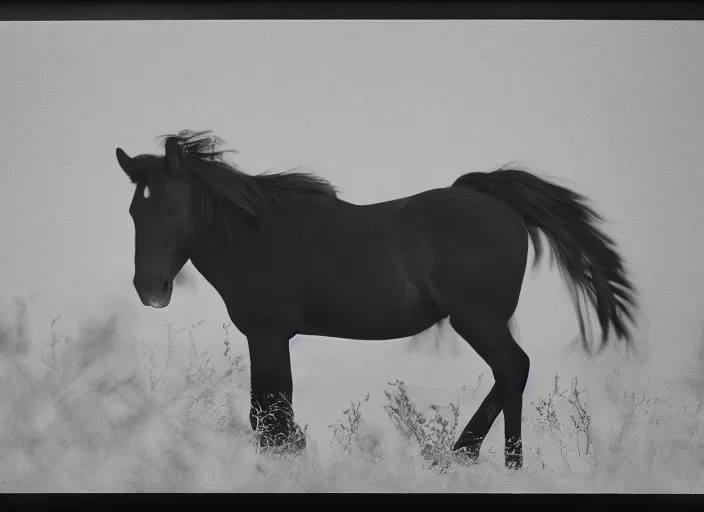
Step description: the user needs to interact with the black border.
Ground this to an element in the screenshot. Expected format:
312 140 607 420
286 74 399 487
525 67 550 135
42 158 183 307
2 492 703 506
2 0 703 503
0 1 703 21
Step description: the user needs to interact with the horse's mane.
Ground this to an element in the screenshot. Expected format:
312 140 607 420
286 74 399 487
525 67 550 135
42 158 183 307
156 130 338 226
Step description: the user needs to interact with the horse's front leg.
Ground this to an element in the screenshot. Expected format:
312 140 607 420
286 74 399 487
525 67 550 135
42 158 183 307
246 328 306 453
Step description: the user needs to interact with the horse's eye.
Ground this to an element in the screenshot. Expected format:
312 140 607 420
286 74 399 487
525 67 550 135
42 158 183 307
167 208 175 216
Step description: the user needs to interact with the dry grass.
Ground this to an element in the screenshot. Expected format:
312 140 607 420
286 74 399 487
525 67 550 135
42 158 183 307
2 299 704 492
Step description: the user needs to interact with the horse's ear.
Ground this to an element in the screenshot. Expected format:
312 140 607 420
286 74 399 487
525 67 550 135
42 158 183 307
116 148 143 184
164 137 183 176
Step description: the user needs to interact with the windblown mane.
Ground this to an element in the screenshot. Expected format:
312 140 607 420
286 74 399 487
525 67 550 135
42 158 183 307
157 130 338 227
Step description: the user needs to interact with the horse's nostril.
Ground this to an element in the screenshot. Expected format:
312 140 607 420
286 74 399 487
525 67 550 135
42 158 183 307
161 280 169 293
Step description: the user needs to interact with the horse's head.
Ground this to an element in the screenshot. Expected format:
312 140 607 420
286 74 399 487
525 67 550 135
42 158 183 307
116 137 193 308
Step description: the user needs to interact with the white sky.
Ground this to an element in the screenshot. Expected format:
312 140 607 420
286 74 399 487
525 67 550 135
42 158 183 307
1 21 702 385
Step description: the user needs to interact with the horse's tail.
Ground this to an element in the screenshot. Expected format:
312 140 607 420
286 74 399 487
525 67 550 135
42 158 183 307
452 167 638 353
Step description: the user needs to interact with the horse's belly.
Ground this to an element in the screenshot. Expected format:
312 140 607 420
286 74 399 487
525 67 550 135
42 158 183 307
299 280 443 341
299 307 442 340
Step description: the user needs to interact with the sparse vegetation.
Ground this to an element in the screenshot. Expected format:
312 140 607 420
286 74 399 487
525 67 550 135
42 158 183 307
2 299 704 491
383 380 461 473
330 392 371 455
530 374 593 471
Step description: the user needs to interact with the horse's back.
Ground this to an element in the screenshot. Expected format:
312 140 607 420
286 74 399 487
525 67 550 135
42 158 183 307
298 186 528 279
400 186 526 235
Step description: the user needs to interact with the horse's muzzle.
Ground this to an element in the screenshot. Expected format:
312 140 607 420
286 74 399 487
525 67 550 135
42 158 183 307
134 276 173 308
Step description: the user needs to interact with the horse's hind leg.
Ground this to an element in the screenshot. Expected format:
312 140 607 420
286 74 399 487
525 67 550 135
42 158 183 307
453 383 502 459
453 317 520 458
450 313 530 469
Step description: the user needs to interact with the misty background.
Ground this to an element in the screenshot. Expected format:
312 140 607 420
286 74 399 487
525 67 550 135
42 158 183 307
1 22 703 479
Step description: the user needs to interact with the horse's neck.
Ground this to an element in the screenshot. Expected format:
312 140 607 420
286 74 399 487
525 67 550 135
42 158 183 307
187 209 251 291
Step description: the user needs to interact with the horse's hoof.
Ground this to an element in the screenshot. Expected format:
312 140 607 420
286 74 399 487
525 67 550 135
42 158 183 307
291 434 306 452
257 432 307 457
505 452 523 470
453 442 481 466
455 450 480 467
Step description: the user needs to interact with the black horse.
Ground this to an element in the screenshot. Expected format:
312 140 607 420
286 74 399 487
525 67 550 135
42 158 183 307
116 130 637 469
